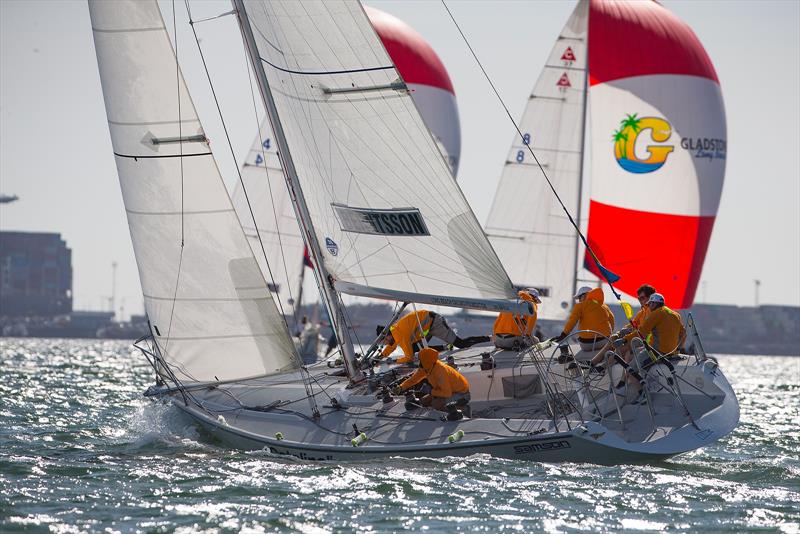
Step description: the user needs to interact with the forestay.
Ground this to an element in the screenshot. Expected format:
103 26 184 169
89 0 298 383
239 0 518 312
485 1 588 320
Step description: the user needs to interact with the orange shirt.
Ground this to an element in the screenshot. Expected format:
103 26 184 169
562 287 614 338
625 306 685 354
381 310 434 359
494 295 538 336
400 360 470 398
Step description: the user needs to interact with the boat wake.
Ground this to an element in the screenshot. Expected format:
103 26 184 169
118 401 207 452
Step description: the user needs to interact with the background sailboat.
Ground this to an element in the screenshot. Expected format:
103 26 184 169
486 0 726 314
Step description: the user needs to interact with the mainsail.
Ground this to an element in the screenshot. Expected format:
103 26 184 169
231 5 462 316
89 0 298 383
237 0 519 313
585 0 725 309
485 1 588 320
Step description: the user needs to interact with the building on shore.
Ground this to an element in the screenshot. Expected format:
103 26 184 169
0 231 72 316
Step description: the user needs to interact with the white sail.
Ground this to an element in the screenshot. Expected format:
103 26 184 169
238 0 519 313
89 0 298 383
231 130 306 316
485 1 588 320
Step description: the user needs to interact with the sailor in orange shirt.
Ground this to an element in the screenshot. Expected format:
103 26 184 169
590 284 656 368
623 293 686 356
377 309 489 364
615 293 687 403
553 286 615 351
493 288 541 350
393 347 470 412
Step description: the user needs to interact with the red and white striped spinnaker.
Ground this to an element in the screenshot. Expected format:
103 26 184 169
585 0 725 309
487 0 725 314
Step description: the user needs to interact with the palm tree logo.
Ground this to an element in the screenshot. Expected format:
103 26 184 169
612 129 629 160
613 113 641 161
620 113 641 133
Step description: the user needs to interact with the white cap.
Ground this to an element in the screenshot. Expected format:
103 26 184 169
573 286 592 299
525 288 542 303
647 293 665 305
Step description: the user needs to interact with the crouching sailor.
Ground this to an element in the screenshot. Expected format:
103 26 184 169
493 288 541 350
377 309 489 364
393 348 471 413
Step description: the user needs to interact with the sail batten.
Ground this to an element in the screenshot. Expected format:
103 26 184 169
89 0 299 383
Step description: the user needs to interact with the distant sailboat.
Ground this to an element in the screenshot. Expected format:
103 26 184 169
486 0 726 315
89 0 738 463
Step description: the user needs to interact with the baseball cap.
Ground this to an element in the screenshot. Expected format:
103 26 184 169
647 293 665 305
573 286 592 299
525 288 542 303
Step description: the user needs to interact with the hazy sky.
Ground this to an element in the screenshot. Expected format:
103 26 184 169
1 0 798 318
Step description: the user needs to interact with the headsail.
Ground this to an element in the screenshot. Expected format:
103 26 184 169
485 1 588 320
237 0 520 313
585 0 725 309
89 0 298 383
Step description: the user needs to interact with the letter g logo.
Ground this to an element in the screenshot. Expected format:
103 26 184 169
612 114 675 174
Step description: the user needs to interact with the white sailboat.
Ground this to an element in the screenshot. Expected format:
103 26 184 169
486 0 727 313
90 0 738 463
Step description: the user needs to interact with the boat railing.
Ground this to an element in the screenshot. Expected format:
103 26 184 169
535 330 702 436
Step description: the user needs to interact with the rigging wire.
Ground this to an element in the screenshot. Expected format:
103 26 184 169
440 0 622 300
161 0 187 374
183 0 319 414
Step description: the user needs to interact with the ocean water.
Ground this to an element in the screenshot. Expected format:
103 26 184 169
0 339 798 533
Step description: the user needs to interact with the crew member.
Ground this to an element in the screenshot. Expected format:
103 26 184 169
590 284 656 367
493 288 541 349
393 347 470 412
552 286 614 351
615 293 686 403
378 309 489 364
624 293 686 356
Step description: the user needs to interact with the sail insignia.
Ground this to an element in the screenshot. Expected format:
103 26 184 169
333 204 429 237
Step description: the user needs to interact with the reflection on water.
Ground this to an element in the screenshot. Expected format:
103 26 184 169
1 338 798 532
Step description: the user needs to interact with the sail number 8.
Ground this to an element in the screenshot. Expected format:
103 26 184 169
515 133 531 163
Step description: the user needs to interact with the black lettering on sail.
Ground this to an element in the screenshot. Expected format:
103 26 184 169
333 204 430 236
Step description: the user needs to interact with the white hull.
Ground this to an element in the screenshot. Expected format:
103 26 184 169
154 343 739 465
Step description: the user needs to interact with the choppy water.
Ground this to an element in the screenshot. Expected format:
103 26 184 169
1 339 798 533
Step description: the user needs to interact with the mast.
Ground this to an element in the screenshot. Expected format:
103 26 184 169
232 0 363 382
294 253 305 325
571 22 591 299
